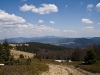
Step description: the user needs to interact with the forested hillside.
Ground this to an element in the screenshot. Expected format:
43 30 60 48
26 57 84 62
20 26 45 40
1 39 100 65
16 42 70 59
16 42 100 63
16 42 68 52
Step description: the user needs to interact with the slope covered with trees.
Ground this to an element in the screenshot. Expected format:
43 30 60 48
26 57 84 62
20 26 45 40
16 42 70 59
16 42 68 52
16 42 100 64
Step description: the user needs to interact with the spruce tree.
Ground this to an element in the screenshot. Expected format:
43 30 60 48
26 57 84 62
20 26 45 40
0 43 3 62
84 48 97 64
2 39 10 63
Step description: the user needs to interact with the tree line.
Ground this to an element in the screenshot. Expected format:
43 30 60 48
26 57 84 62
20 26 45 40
16 42 100 64
16 42 69 53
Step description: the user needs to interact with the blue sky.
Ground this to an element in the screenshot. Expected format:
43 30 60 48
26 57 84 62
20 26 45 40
0 0 100 39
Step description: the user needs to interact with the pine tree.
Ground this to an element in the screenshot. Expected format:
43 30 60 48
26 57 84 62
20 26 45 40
2 39 10 64
0 43 3 62
84 48 97 64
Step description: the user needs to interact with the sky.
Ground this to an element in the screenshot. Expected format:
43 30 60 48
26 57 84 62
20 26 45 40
0 0 100 39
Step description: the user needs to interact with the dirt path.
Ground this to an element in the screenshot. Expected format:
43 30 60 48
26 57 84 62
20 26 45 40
41 64 100 75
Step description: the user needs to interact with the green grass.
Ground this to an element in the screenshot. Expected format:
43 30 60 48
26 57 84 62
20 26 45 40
0 59 49 75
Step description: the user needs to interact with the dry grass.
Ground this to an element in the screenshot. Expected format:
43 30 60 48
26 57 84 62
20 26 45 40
10 44 29 47
0 59 49 75
10 44 34 59
10 49 35 59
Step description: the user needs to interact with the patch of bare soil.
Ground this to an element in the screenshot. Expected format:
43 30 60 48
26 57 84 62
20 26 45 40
41 64 100 75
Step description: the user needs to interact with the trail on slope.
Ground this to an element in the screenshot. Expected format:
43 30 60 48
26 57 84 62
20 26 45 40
41 64 100 75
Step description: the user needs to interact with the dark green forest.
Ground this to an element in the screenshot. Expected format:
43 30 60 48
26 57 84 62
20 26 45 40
16 42 68 52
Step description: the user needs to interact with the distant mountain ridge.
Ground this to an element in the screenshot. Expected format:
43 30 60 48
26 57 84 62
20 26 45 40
0 36 100 48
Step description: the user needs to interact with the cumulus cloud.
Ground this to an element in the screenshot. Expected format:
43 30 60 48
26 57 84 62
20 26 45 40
0 9 25 25
87 4 94 11
1 21 100 38
0 23 61 38
0 9 79 38
82 18 93 24
50 21 55 24
20 4 58 14
96 3 100 12
38 20 44 23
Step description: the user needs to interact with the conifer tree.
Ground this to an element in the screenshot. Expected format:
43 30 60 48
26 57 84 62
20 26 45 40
84 48 97 64
2 39 10 64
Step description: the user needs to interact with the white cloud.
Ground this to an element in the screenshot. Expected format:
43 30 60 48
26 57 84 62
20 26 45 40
50 21 55 24
20 4 35 11
20 4 58 14
96 3 100 12
0 9 25 25
1 9 100 39
87 4 94 11
82 18 93 24
82 26 94 30
0 23 61 38
1 21 100 38
63 30 75 33
38 20 44 23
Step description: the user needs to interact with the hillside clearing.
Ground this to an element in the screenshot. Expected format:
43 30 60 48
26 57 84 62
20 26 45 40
10 49 35 59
